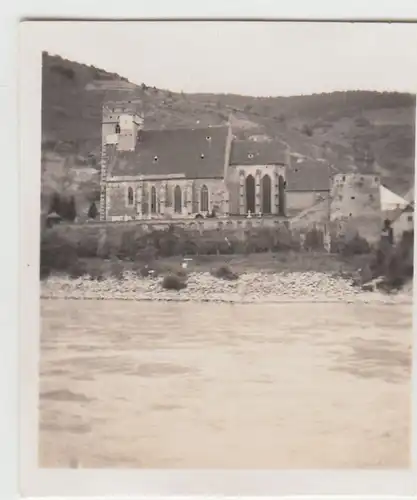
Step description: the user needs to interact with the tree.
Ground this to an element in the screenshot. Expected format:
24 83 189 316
88 201 98 219
63 196 77 222
48 192 61 214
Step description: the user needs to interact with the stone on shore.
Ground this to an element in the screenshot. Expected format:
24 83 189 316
40 271 412 304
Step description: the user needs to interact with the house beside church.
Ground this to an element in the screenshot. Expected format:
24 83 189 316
285 159 331 216
99 101 288 221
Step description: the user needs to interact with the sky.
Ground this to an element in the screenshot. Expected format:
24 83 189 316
29 21 417 96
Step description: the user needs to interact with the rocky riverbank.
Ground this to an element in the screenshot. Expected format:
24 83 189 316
41 271 413 304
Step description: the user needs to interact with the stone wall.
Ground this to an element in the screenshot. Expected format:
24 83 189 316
74 215 290 233
106 178 227 220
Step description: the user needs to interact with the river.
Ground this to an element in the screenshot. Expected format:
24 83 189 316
39 299 412 469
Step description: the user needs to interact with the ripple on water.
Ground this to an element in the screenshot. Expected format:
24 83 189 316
40 389 92 402
126 362 197 377
330 338 412 384
40 422 92 434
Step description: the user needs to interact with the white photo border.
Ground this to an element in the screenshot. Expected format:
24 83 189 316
3 2 417 499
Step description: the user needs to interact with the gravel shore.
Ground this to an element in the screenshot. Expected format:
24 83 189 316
41 271 413 304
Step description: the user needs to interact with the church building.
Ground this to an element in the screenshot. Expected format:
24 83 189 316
99 101 288 221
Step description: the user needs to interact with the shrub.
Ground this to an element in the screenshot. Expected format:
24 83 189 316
365 230 414 291
109 259 125 280
75 234 98 258
68 260 105 281
118 229 157 261
61 196 77 222
273 227 299 251
118 229 137 260
87 269 105 281
182 238 199 256
246 229 274 253
161 274 187 291
211 265 239 281
67 261 88 279
304 228 324 251
330 233 371 256
342 234 371 256
40 230 78 279
156 231 179 257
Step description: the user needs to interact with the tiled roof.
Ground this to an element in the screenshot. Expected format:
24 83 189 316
110 126 229 178
229 140 286 165
286 160 330 192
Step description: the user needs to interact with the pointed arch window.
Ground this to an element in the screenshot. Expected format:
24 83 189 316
261 174 272 214
245 174 255 213
151 186 157 213
174 185 182 213
127 186 134 206
200 185 209 212
165 184 171 207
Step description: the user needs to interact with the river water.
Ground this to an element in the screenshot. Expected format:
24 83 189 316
39 299 412 469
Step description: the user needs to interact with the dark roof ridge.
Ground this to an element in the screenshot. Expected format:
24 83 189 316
141 124 228 133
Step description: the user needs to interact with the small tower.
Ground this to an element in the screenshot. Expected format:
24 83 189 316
102 100 144 151
330 173 382 243
100 100 144 220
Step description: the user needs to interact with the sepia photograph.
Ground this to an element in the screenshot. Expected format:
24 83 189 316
27 20 415 472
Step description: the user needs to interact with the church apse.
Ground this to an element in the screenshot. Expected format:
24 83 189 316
229 164 286 215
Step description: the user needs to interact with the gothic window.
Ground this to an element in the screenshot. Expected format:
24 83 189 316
200 185 209 212
245 175 255 213
174 185 182 213
165 185 171 207
127 186 134 205
261 174 272 214
142 185 149 215
278 175 286 216
115 123 121 134
151 186 157 214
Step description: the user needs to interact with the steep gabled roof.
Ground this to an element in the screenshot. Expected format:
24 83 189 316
286 160 330 192
109 126 229 178
380 185 408 210
229 140 286 165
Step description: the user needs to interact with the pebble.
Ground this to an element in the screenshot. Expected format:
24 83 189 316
40 272 413 305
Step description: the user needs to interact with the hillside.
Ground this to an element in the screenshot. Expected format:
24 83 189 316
41 52 416 216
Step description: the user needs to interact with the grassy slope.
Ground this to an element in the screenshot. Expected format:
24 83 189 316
41 52 416 216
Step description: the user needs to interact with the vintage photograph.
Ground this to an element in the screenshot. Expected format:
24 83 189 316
37 21 414 469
